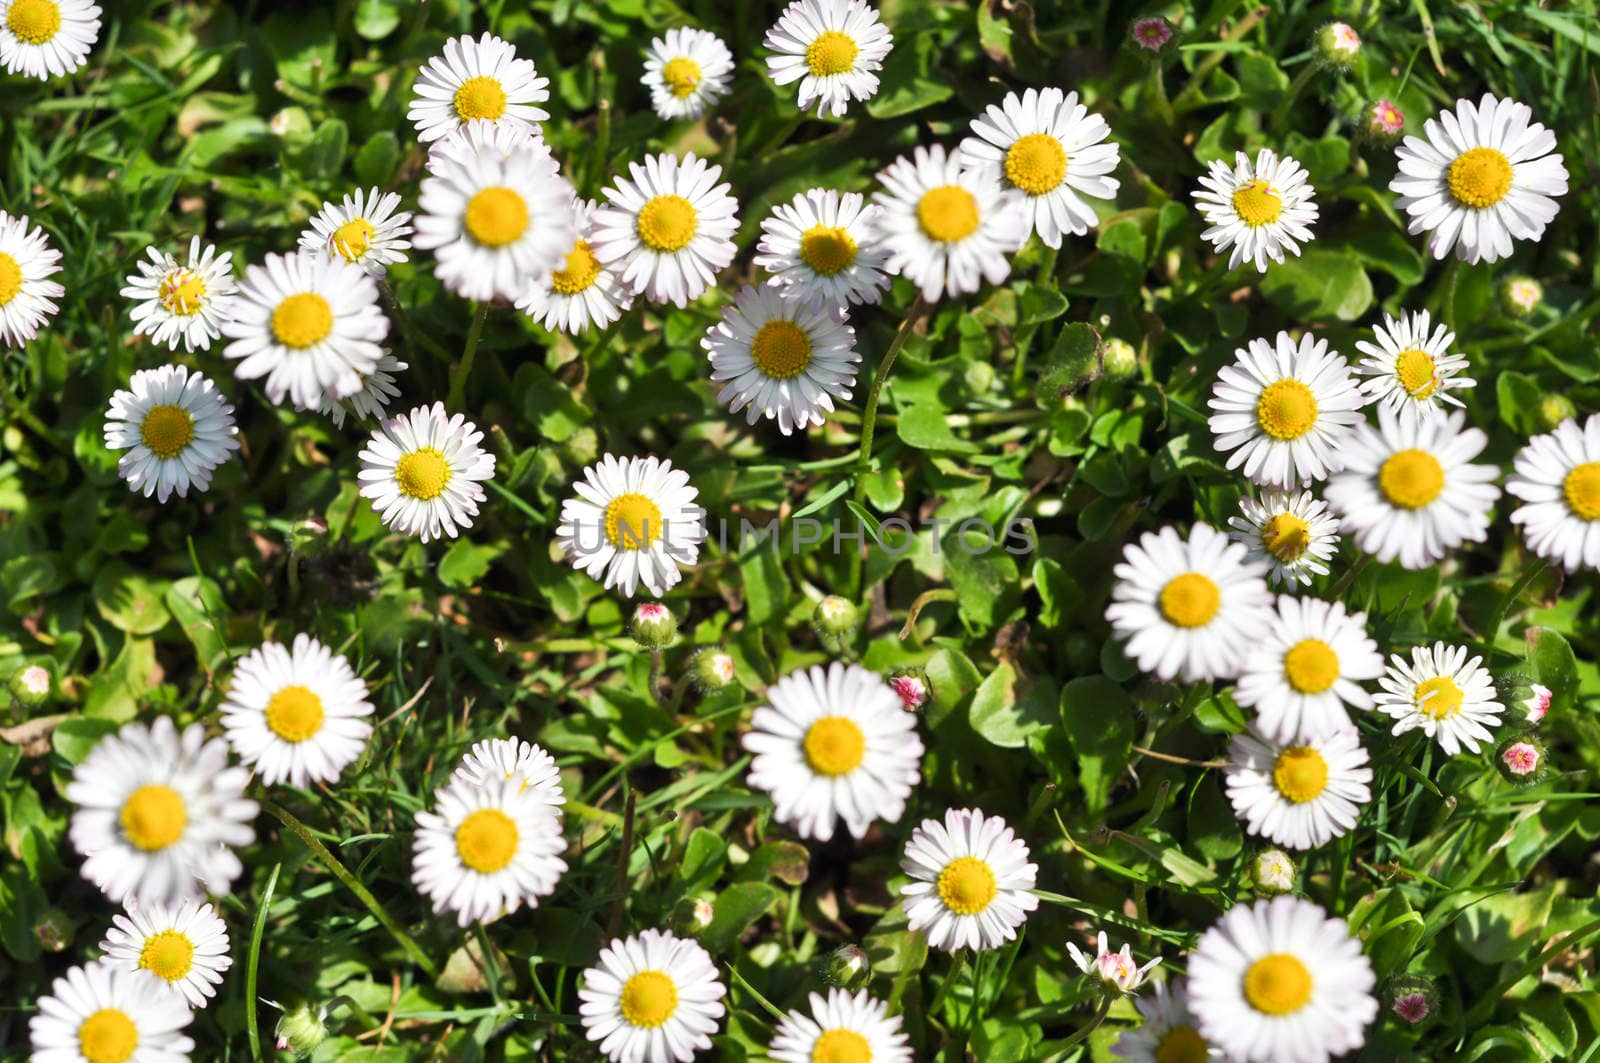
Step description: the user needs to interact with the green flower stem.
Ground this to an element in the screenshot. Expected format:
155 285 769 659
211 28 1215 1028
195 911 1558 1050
728 963 787 1022
1484 556 1550 657
446 302 491 413
1439 257 1463 333
246 861 281 1063
1147 59 1176 128
1050 994 1113 1057
1269 62 1321 134
1465 915 1600 1026
1325 553 1372 600
898 588 959 640
853 294 928 503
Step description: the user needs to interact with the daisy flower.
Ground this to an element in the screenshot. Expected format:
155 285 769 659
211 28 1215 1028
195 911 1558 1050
1187 896 1376 1063
1129 17 1175 54
1251 849 1298 895
100 900 231 1009
121 236 237 352
742 661 924 842
591 151 740 308
453 737 566 812
1106 522 1274 684
104 365 240 504
1353 309 1473 424
1225 727 1372 850
959 87 1121 249
408 32 550 144
358 402 496 544
1111 981 1212 1063
1194 149 1318 272
298 188 414 278
1323 407 1501 570
29 961 193 1063
1389 94 1568 264
1066 930 1161 994
556 454 705 598
412 775 567 927
1228 490 1340 587
428 114 549 166
316 352 407 429
768 989 912 1063
578 928 727 1063
754 187 890 309
0 0 100 79
643 27 732 121
1507 414 1600 571
1373 642 1503 755
66 715 257 906
899 807 1039 952
515 197 633 335
0 209 64 348
764 0 893 118
1234 596 1384 743
870 143 1029 301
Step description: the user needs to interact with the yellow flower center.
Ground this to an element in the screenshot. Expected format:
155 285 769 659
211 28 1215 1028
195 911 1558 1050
1415 675 1464 720
394 447 453 501
1378 449 1445 509
812 1028 873 1063
604 492 664 549
271 292 334 349
1394 348 1438 399
0 251 21 306
1243 953 1313 1016
750 319 814 380
551 239 602 295
158 270 207 315
636 194 698 253
6 0 61 45
805 30 859 76
937 855 998 916
1154 1025 1209 1063
1282 638 1340 694
1261 512 1311 562
78 1008 138 1063
1159 572 1221 629
1003 133 1068 196
1255 379 1319 441
661 56 702 99
1272 746 1330 803
330 217 375 262
620 970 679 1028
464 186 529 248
265 684 325 743
803 716 866 777
139 929 196 983
916 185 980 243
799 224 858 277
1447 146 1513 209
453 75 508 121
119 784 187 852
139 405 195 460
1562 462 1600 521
1232 180 1282 228
454 808 519 873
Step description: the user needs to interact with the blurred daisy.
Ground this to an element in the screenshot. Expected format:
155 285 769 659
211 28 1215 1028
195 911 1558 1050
0 209 64 347
578 928 726 1063
1353 309 1472 424
66 715 257 906
1389 94 1568 263
1066 930 1161 994
591 152 740 308
1112 981 1212 1063
358 402 496 544
1323 407 1501 570
1130 17 1175 53
959 87 1121 249
454 738 565 812
1373 643 1503 755
298 188 414 278
764 0 893 118
1228 490 1340 587
1234 596 1384 743
556 453 705 598
754 187 889 309
1106 522 1274 683
515 198 633 335
871 143 1029 301
1194 149 1318 272
0 0 100 79
316 352 407 429
900 807 1038 952
1507 414 1600 571
768 989 912 1063
1225 726 1372 850
413 776 566 927
643 27 732 121
121 236 237 352
104 365 240 504
1187 896 1376 1063
408 32 550 144
101 899 231 1009
29 961 193 1063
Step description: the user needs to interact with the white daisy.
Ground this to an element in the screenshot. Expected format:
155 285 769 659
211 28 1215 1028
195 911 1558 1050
1322 406 1501 570
407 32 550 144
643 27 732 121
754 187 890 309
1373 642 1503 755
453 737 566 812
66 715 258 906
1507 414 1600 572
741 661 924 842
0 209 64 348
1353 310 1473 424
1228 490 1341 587
1208 331 1365 489
768 988 912 1063
579 928 727 1063
427 114 549 167
316 352 407 429
1194 149 1318 272
1106 522 1274 684
556 454 705 598
1225 726 1371 851
899 807 1038 952
358 402 496 544
1111 980 1212 1063
298 188 414 278
100 900 232 1009
1065 930 1161 994
764 0 893 118
29 961 193 1063
959 87 1121 249
1234 596 1384 743
591 152 740 308
870 143 1029 301
514 197 634 335
1389 94 1568 264
220 251 389 410
104 365 240 504
121 236 237 352
0 0 100 80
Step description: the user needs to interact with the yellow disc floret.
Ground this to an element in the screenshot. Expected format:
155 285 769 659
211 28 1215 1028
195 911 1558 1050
661 56 702 99
620 970 679 1028
637 195 698 253
139 405 195 460
1004 133 1068 196
119 785 187 852
750 319 814 379
1447 147 1513 209
917 185 980 243
1255 379 1318 441
1562 462 1600 521
937 856 998 915
605 492 664 549
265 684 325 743
271 293 334 349
454 808 519 873
464 187 529 248
139 929 196 983
551 240 602 294
453 75 508 121
6 0 61 45
1282 639 1340 694
798 224 858 276
803 716 866 777
394 448 453 501
805 30 859 76
1159 572 1221 629
1378 449 1445 509
1243 953 1313 1015
1272 746 1330 803
1232 180 1283 227
78 1008 139 1063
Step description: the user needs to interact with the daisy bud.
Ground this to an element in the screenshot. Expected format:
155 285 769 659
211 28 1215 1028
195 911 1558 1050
289 516 329 557
274 1003 330 1058
1499 275 1543 317
672 896 716 936
33 908 73 952
1382 974 1439 1026
1066 930 1161 995
1129 16 1176 55
812 596 860 640
1496 734 1547 785
1314 22 1361 70
1249 848 1297 896
1101 337 1139 381
8 663 54 711
889 670 929 711
1358 99 1406 147
1521 682 1553 724
630 602 678 649
691 647 737 691
1537 394 1576 434
823 944 872 989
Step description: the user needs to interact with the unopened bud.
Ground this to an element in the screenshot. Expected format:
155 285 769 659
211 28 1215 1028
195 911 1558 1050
1499 275 1542 318
1496 734 1546 785
1314 22 1361 70
812 596 859 640
631 602 678 649
672 896 715 935
1382 974 1438 1026
1249 849 1297 895
1537 395 1576 434
9 663 53 710
34 908 73 952
1101 338 1138 382
823 944 871 989
691 648 737 692
1129 16 1176 55
889 670 928 711
1358 99 1405 147
1521 682 1553 724
290 517 329 556
274 1003 329 1058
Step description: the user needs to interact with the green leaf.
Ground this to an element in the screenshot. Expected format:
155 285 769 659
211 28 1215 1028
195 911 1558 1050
865 35 953 119
896 405 979 453
92 564 172 636
352 131 401 186
1527 627 1579 702
923 648 983 729
1455 884 1555 963
1259 250 1374 321
735 842 810 886
1059 676 1135 812
437 539 501 589
353 0 403 40
1495 370 1544 435
166 577 229 673
969 663 1056 749
700 882 781 953
51 717 119 765
676 828 728 895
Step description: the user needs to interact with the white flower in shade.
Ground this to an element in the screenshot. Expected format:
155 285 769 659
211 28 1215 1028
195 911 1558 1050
1228 490 1340 587
0 0 99 79
1353 310 1472 424
316 352 407 429
754 187 889 309
1507 414 1600 572
101 900 231 1009
0 209 64 347
643 27 732 121
1389 94 1567 264
556 454 705 598
453 738 565 812
29 961 193 1063
1106 523 1274 683
1194 149 1318 272
591 152 741 308
959 87 1121 249
408 32 550 144
764 0 893 118
900 807 1038 952
121 236 237 352
1066 931 1161 994
742 662 924 842
104 365 240 504
66 715 257 906
1234 596 1384 743
872 143 1029 301
768 989 912 1063
1323 406 1501 570
221 251 389 410
1373 642 1503 755
704 283 860 435
1111 980 1212 1063
1225 727 1372 851
515 197 633 335
1208 332 1365 489
219 634 375 789
412 776 566 927
1187 896 1376 1063
298 188 414 278
358 402 496 544
578 928 727 1063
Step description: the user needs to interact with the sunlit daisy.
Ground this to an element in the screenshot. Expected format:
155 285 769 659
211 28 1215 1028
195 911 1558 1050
1228 490 1340 587
1234 596 1384 743
453 737 566 812
514 197 633 335
1373 642 1503 755
1225 726 1372 850
408 32 550 144
1066 930 1161 994
900 807 1038 952
754 187 889 309
591 152 740 308
427 114 549 166
316 352 407 429
121 236 237 352
0 209 64 348
358 402 496 544
579 928 727 1063
764 0 893 118
1194 149 1318 272
1507 414 1600 572
101 900 231 1009
29 961 193 1063
0 0 100 79
412 775 566 927
643 27 732 121
768 989 912 1063
556 453 705 598
1353 310 1473 424
104 365 240 504
298 188 414 278
1111 980 1212 1063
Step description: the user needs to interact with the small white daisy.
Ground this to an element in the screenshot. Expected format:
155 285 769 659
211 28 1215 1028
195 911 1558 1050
1389 94 1568 264
768 988 912 1063
556 454 705 598
101 900 232 1009
643 27 732 121
764 0 893 118
514 197 634 335
1194 149 1318 272
358 402 496 544
453 737 566 812
316 352 407 429
1228 490 1341 587
959 87 1121 249
412 775 567 927
29 961 193 1063
591 152 741 308
1252 849 1298 895
754 187 890 309
578 928 727 1063
1323 406 1501 570
408 32 550 144
0 209 64 348
1066 930 1161 994
1111 980 1212 1063
1373 642 1503 755
0 0 100 80
298 188 414 278
66 715 258 906
104 365 240 504
1507 414 1600 572
121 236 238 352
900 807 1039 952
1234 596 1384 744
1225 726 1372 851
741 661 924 842
1353 310 1473 424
